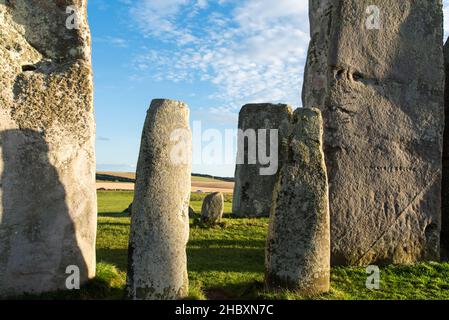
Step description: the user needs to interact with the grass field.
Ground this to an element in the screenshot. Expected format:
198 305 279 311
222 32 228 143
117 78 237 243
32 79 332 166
96 172 229 183
29 190 449 300
96 173 234 193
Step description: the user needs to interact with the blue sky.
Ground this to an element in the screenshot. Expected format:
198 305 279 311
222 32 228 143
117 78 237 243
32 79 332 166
89 0 449 177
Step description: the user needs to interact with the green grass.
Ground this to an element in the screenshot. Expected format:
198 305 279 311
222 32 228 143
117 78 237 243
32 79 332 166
15 191 448 300
191 176 222 182
90 190 449 300
96 171 229 183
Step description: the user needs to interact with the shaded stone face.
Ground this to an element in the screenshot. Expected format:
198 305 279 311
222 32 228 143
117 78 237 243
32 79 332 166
442 38 449 258
201 192 224 225
265 108 330 294
302 0 334 111
304 0 444 265
123 202 133 216
127 99 191 300
0 0 97 296
189 206 196 218
232 103 292 217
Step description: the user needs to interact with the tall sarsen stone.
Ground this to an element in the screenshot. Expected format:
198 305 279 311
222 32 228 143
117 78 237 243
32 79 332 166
442 37 449 258
126 99 191 300
302 0 334 112
304 0 444 265
265 108 330 294
232 103 292 217
0 0 97 296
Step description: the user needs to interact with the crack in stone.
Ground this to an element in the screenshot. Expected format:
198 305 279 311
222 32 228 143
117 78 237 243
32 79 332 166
354 169 441 265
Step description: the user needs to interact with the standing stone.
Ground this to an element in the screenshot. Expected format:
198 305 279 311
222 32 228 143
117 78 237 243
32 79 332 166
265 108 330 294
304 1 444 265
302 0 334 111
0 1 97 296
232 104 292 217
123 202 133 215
127 99 191 300
442 37 449 259
201 192 224 225
189 206 196 218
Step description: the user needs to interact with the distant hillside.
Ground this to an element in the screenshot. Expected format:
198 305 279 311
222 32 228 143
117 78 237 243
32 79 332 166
191 173 234 182
96 172 234 183
96 172 135 183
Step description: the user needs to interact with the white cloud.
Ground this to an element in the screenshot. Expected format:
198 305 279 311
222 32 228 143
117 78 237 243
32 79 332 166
131 0 449 115
130 0 196 44
196 0 208 9
93 36 129 48
131 0 309 111
234 0 308 30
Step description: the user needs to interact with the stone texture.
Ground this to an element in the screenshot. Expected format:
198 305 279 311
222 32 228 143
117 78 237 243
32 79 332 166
126 99 191 300
232 103 292 217
443 37 449 258
302 0 334 111
201 192 224 225
304 0 444 265
0 0 97 296
189 206 196 218
265 108 330 294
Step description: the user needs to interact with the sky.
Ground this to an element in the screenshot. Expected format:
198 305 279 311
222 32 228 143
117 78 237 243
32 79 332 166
89 0 449 177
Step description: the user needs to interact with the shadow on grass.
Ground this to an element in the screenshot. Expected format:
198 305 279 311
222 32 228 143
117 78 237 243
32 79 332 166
8 271 125 300
221 214 269 220
98 222 131 229
188 247 264 273
96 249 129 272
204 280 264 300
97 246 264 274
95 246 265 300
188 239 265 248
98 212 130 218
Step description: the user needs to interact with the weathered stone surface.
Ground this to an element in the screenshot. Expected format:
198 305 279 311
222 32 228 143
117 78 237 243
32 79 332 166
201 192 224 225
265 108 330 294
302 0 334 111
189 206 196 218
304 1 444 265
126 99 191 300
0 1 97 296
442 37 449 259
232 104 292 217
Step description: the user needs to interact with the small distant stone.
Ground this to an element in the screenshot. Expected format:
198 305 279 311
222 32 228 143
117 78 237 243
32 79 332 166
201 192 224 225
